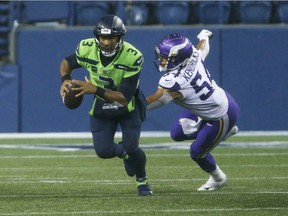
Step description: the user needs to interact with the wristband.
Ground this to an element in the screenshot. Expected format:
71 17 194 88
61 74 71 83
95 87 105 98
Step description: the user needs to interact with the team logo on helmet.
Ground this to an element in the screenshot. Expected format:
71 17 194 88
154 33 193 72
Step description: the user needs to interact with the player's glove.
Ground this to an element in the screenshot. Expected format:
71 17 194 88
197 29 213 41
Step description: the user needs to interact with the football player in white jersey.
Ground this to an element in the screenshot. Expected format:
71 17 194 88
146 30 239 191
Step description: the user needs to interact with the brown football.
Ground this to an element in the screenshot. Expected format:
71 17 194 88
63 83 83 109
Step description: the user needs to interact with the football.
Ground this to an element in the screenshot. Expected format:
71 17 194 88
63 83 83 109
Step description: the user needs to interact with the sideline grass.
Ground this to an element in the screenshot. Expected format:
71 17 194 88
0 135 287 215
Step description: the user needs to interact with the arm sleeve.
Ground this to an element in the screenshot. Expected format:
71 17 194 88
147 91 173 110
118 72 140 102
65 54 82 69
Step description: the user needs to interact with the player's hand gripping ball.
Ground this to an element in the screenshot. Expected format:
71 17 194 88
63 83 83 109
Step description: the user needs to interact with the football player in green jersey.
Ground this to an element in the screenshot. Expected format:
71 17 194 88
59 15 152 196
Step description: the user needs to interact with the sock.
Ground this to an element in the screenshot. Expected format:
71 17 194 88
136 177 147 182
210 165 225 181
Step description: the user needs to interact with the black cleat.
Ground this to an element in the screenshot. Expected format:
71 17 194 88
137 179 153 196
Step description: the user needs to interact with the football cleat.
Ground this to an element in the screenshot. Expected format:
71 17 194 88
137 178 153 196
197 166 227 191
223 125 239 141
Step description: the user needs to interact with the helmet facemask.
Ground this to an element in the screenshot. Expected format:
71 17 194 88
154 48 168 72
95 35 123 57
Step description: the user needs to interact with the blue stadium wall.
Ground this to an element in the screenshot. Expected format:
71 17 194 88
0 26 287 132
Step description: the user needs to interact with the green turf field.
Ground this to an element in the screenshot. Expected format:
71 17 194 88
0 134 287 215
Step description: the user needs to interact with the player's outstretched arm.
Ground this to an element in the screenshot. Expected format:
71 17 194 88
196 29 213 61
146 88 182 110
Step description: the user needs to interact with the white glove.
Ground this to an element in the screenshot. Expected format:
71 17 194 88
197 29 213 41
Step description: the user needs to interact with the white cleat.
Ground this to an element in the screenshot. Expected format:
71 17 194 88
223 125 239 141
197 166 227 191
197 175 227 191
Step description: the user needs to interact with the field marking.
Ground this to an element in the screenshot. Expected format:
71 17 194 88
0 188 288 198
0 134 287 216
1 130 288 139
0 151 288 160
1 163 288 171
1 141 288 152
0 176 288 185
0 155 96 159
0 207 288 215
0 163 287 169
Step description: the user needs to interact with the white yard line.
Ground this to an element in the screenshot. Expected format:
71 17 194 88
1 130 288 139
0 207 287 215
0 141 288 152
0 176 288 184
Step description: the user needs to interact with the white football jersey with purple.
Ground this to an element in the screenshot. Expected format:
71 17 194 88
158 47 228 120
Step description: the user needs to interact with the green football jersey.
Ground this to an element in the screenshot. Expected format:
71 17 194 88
75 38 144 116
